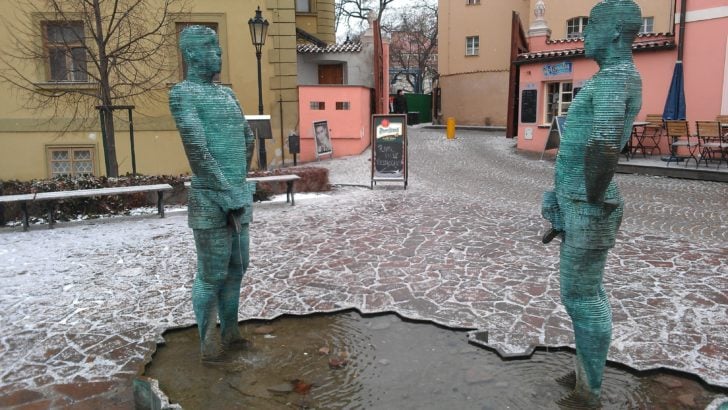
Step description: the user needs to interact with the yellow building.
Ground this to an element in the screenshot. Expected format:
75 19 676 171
0 0 335 181
437 0 672 128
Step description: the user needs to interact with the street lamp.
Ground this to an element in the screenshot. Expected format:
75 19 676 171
248 6 270 168
248 6 269 115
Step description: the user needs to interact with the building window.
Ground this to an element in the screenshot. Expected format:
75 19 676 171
465 36 479 56
336 101 350 110
466 0 480 5
640 17 654 34
176 22 220 82
43 21 88 82
47 147 95 177
296 0 311 12
545 82 573 123
566 17 588 39
310 101 325 110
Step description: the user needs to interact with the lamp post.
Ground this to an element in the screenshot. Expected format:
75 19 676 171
249 6 269 169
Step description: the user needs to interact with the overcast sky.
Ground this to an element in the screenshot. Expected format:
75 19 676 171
335 0 437 41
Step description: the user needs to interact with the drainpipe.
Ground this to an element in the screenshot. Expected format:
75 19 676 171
677 0 687 61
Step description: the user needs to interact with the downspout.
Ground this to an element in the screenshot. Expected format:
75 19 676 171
677 0 687 61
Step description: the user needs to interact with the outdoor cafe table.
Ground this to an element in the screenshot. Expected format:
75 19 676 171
624 121 650 159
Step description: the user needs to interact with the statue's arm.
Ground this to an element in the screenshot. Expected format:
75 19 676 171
584 82 629 204
170 85 238 210
223 87 255 171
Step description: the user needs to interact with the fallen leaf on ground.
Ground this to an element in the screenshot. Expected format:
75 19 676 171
318 346 330 355
291 379 313 395
328 357 349 369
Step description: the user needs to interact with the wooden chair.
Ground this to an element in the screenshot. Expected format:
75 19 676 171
664 120 699 167
695 121 725 169
636 114 664 156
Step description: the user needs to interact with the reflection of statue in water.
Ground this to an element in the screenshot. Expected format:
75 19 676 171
541 0 642 405
169 26 256 362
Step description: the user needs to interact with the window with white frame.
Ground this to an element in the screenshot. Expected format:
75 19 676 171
466 0 480 5
640 17 654 34
566 17 588 39
465 36 479 56
47 146 95 177
545 82 573 124
43 21 88 82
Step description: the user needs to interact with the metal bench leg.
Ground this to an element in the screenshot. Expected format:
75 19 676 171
287 181 295 206
47 202 55 229
157 191 165 218
21 202 29 231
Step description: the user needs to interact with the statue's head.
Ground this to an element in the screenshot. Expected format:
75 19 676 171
584 0 641 61
179 25 221 79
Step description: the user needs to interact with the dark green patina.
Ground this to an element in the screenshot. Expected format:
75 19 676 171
542 0 643 405
169 26 255 362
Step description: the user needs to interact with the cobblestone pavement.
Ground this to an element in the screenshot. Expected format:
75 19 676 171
0 128 726 408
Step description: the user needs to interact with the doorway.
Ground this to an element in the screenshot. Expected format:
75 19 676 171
318 64 344 85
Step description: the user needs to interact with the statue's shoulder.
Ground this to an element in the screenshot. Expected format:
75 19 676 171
219 84 238 99
170 80 193 99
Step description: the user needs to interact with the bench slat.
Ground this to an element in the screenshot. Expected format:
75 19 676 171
0 193 36 203
33 184 173 201
247 175 301 182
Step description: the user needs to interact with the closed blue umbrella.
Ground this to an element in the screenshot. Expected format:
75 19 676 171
662 61 686 120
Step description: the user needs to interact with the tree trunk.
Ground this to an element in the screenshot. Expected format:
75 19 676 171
102 108 119 177
93 0 119 177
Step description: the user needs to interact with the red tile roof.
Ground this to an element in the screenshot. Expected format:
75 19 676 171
517 36 675 63
297 42 363 54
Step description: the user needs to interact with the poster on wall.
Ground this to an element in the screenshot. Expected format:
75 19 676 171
313 120 333 158
371 114 408 189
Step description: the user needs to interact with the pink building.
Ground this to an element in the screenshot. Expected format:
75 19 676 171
514 0 728 154
295 20 390 163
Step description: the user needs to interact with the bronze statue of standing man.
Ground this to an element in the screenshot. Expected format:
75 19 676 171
169 26 256 362
542 0 642 405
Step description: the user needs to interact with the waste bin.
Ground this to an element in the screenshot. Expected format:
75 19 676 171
288 133 300 154
406 111 420 125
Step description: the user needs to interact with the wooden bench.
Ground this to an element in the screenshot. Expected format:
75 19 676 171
0 184 174 231
183 174 302 205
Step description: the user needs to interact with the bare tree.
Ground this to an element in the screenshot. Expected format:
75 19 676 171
0 0 187 177
387 0 438 93
336 0 398 39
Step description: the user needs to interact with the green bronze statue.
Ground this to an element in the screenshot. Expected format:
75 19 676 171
169 26 255 362
542 0 642 405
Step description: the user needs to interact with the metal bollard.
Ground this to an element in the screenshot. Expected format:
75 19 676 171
446 117 456 139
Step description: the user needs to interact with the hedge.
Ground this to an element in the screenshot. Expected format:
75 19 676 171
0 167 330 226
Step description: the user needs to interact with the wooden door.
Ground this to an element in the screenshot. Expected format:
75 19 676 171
318 64 344 84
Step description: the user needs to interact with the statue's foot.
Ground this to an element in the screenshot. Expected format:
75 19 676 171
200 340 224 364
200 352 226 364
555 370 577 388
556 389 601 409
223 337 252 351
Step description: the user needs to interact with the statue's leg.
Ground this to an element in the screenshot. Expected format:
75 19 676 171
559 243 612 402
219 223 250 347
192 227 233 361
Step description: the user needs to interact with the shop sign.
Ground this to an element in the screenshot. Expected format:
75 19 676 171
543 61 572 77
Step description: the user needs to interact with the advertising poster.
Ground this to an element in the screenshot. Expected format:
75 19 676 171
313 120 333 158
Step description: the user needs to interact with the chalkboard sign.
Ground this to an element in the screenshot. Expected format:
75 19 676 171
371 114 408 189
520 89 537 124
540 115 566 160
